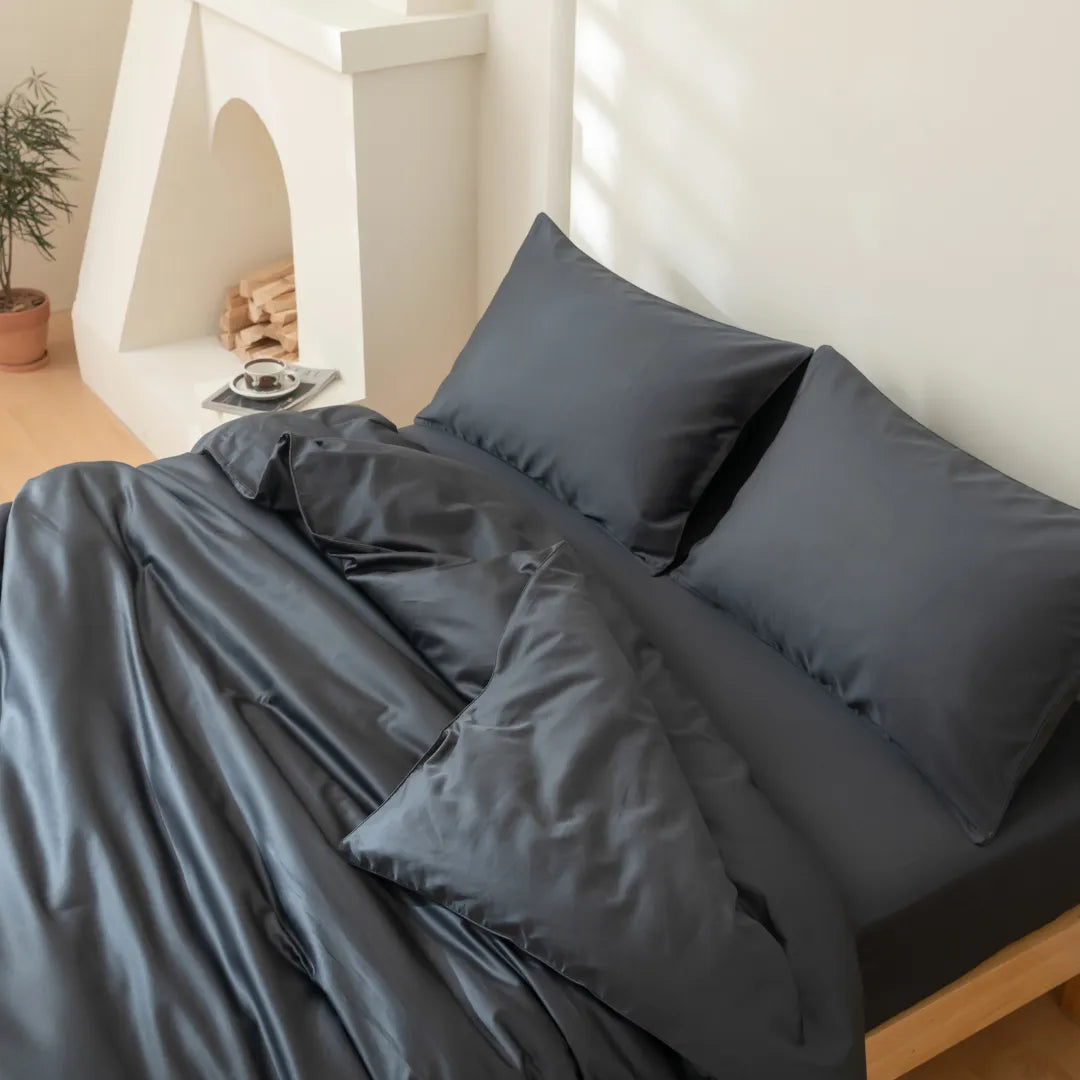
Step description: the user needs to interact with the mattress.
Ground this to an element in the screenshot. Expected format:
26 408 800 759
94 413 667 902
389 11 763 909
405 422 1080 1028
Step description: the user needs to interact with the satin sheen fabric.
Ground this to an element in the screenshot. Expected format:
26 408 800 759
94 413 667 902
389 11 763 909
417 213 811 571
677 346 1080 843
0 407 861 1079
406 418 1080 1028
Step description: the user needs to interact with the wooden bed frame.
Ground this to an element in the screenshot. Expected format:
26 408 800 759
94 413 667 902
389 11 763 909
864 902 1080 1078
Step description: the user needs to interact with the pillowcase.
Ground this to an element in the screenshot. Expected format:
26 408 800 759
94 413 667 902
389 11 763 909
417 213 811 571
677 345 1080 843
343 542 808 1077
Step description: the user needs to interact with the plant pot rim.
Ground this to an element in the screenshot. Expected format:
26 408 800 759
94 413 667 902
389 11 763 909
0 288 50 317
0 289 50 372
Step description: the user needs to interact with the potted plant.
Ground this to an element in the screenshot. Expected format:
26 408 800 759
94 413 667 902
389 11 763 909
0 72 77 373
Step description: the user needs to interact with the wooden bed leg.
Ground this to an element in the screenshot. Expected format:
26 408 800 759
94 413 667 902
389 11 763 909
1060 975 1080 1026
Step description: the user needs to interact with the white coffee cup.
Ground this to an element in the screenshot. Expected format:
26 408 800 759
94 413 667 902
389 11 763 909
244 358 286 391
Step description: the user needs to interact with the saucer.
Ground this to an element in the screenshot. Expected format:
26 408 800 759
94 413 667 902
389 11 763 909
230 370 299 400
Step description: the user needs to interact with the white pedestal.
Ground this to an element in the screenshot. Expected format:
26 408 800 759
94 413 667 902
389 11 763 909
74 0 486 458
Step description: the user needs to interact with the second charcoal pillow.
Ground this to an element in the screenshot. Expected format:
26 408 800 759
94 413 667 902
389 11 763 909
677 345 1080 843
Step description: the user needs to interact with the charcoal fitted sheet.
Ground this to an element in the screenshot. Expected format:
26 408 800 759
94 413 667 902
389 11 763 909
407 421 1080 1028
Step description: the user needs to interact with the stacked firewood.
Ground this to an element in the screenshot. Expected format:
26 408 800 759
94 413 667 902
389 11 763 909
219 256 299 362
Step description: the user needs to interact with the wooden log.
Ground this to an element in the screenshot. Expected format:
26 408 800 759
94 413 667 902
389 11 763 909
263 325 298 352
269 309 297 327
219 331 237 351
264 290 296 315
259 325 282 343
233 338 280 362
252 274 295 308
280 351 300 363
226 289 246 310
248 299 270 325
236 323 271 347
239 257 293 298
248 341 291 361
220 306 251 334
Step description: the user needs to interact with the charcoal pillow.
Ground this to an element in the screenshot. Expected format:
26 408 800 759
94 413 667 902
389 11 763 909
677 345 1080 843
417 213 810 571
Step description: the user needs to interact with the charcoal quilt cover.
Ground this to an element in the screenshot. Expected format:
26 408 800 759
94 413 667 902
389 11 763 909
0 407 863 1079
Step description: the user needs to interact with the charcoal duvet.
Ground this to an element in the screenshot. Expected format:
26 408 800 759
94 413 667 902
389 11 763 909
0 407 863 1079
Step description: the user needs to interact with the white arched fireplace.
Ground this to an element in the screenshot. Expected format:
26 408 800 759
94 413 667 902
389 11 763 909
74 0 487 458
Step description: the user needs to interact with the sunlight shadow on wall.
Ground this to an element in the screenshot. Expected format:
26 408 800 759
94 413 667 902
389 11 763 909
567 0 1080 509
570 0 745 323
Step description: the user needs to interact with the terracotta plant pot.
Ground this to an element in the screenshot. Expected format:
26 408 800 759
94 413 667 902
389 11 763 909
0 289 51 373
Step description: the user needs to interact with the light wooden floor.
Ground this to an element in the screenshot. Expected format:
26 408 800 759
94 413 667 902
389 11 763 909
2 318 1080 1079
0 312 151 503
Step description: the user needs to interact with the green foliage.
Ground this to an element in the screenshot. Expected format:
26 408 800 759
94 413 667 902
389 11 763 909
0 71 78 308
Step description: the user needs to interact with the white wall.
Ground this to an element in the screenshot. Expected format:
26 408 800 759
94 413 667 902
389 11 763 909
476 0 575 307
479 0 1080 510
0 0 132 311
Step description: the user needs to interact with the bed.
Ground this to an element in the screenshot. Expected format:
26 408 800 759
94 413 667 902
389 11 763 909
401 214 1080 1075
0 407 864 1079
408 420 1080 1075
2 214 1079 1079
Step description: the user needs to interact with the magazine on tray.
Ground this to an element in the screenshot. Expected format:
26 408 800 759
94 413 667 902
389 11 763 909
202 365 341 416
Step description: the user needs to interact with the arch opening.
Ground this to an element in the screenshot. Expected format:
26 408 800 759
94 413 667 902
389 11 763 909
123 94 295 354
